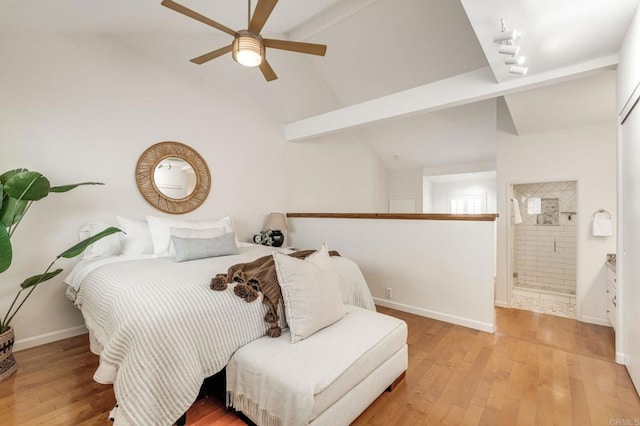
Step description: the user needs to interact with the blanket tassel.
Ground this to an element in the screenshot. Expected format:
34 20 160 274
227 391 281 426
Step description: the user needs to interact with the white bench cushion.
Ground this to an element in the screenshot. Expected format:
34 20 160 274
226 305 407 426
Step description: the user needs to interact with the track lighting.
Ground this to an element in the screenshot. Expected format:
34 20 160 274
494 18 528 76
509 65 528 75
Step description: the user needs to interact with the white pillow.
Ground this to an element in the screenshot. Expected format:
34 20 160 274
273 244 346 343
172 231 239 262
146 215 235 256
80 223 122 259
117 216 154 256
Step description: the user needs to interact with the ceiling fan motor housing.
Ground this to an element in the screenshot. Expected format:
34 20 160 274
232 30 265 67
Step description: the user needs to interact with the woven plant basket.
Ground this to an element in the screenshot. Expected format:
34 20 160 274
0 327 17 382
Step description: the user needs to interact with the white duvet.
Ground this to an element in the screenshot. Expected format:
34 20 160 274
66 244 375 426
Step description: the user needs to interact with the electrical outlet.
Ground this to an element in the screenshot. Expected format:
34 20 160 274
385 288 392 298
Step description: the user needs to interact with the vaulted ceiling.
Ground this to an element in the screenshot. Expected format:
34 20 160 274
0 0 636 169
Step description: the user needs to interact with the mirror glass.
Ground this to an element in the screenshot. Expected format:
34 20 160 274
153 157 197 200
136 141 211 214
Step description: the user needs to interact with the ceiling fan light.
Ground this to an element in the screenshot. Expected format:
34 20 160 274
232 32 264 67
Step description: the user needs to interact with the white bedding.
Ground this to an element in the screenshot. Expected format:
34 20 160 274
66 244 375 426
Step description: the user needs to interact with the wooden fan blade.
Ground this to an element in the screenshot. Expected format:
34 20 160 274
259 59 278 81
161 0 237 37
263 39 327 56
190 45 233 65
249 0 278 34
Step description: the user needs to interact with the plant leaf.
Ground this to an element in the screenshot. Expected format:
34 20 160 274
0 169 29 185
20 269 63 289
4 171 50 201
49 182 105 193
0 197 29 227
58 227 122 259
0 225 11 273
0 184 3 211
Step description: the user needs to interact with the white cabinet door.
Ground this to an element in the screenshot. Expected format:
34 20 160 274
622 105 640 392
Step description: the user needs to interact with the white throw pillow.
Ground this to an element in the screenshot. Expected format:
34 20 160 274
117 216 154 256
81 223 122 259
146 215 235 256
172 231 239 262
273 244 346 343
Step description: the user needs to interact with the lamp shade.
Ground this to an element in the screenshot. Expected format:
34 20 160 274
265 212 287 231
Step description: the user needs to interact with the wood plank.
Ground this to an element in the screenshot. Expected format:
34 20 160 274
0 307 637 425
286 212 499 222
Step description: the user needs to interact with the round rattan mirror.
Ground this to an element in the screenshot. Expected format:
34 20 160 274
136 141 211 214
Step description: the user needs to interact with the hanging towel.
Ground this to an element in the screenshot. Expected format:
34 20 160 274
593 218 613 236
512 198 523 224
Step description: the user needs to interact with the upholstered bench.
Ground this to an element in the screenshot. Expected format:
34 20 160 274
226 305 408 426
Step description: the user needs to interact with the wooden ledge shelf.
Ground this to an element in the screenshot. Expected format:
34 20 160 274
286 213 499 222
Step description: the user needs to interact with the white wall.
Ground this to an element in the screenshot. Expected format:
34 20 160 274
496 123 617 325
270 50 389 214
429 179 496 213
388 167 423 213
285 133 388 213
617 5 640 115
0 35 388 349
288 217 496 332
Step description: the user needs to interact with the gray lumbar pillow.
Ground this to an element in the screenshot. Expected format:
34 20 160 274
171 231 239 262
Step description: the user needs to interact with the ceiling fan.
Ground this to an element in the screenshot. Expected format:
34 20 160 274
161 0 327 81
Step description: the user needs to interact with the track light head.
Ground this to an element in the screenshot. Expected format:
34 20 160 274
509 65 528 75
505 56 526 65
498 44 520 56
493 29 521 43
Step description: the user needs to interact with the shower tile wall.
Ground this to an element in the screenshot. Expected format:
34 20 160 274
513 181 577 295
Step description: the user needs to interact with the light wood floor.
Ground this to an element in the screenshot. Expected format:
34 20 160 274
1 306 639 425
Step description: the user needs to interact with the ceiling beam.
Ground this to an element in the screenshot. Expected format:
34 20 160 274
284 55 617 142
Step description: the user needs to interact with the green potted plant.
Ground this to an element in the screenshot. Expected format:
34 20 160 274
0 168 121 382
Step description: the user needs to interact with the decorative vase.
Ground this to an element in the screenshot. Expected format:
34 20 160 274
0 327 17 382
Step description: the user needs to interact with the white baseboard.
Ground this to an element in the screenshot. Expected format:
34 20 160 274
494 300 509 308
373 297 494 333
616 352 626 365
580 315 611 327
13 325 88 352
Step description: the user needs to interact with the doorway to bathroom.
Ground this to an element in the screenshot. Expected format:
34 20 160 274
510 180 577 318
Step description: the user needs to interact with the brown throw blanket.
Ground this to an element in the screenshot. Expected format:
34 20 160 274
210 250 340 337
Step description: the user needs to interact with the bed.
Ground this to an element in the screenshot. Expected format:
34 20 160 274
65 243 376 426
